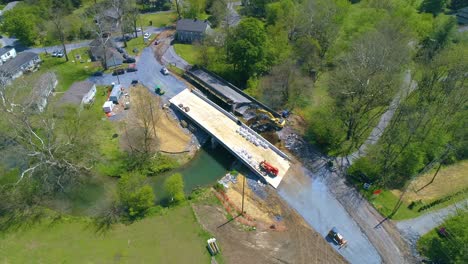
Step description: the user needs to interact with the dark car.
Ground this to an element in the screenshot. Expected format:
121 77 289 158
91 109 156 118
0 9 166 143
93 71 103 76
112 69 125 76
131 80 139 86
160 67 169 75
127 67 138 72
116 47 125 53
124 57 136 63
154 40 160 45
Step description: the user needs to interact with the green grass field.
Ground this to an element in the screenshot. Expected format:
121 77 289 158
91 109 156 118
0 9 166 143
0 206 213 263
173 43 200 65
140 12 177 28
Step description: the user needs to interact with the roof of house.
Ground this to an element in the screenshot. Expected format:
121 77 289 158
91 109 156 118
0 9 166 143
27 72 57 106
176 18 210 33
0 51 38 76
59 81 95 105
457 7 468 24
0 46 14 56
3 1 20 12
89 37 116 48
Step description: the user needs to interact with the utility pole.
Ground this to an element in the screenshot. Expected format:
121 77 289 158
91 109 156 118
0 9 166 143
241 175 245 216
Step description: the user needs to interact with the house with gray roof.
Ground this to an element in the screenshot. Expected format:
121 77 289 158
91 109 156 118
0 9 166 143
0 51 40 84
27 72 58 112
0 1 21 17
457 7 468 25
176 18 211 43
59 81 96 106
89 37 123 68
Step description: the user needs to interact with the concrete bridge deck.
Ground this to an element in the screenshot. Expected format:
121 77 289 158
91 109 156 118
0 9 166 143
170 89 290 188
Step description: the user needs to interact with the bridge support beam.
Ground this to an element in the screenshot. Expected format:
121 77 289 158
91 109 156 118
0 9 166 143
210 137 218 149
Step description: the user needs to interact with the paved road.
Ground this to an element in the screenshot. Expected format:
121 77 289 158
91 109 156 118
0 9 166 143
88 46 187 104
162 44 189 70
278 166 382 264
396 200 468 254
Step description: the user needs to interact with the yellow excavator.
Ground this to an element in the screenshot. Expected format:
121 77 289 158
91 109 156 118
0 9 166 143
250 109 286 132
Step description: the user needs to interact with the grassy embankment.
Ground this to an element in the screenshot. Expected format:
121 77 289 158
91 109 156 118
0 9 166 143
358 161 468 220
0 206 218 263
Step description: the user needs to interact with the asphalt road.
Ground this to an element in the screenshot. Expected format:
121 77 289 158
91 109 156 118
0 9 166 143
227 1 241 27
278 166 382 264
88 46 187 104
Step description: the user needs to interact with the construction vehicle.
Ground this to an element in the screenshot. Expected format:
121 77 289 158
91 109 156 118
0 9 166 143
249 108 286 133
259 160 279 177
155 85 165 95
328 227 348 248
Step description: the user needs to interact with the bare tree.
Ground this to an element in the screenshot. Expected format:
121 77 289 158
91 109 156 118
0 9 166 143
0 76 93 193
50 9 69 62
109 0 135 48
123 86 161 156
85 5 113 70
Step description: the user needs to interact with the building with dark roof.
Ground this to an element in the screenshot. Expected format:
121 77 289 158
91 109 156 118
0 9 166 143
89 38 123 68
59 81 96 106
176 18 211 43
0 51 40 84
457 7 468 25
0 46 16 64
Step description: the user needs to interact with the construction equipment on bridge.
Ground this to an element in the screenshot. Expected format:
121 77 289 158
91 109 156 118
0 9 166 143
259 160 279 177
328 227 348 248
250 108 286 132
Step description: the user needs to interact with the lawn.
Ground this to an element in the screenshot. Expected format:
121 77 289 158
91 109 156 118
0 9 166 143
40 48 101 92
139 11 177 28
0 206 213 263
125 35 157 56
173 43 200 65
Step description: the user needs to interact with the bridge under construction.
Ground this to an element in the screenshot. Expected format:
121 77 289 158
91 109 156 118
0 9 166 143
170 89 290 188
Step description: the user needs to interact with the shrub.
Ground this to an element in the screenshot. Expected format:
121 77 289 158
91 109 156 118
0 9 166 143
164 173 185 205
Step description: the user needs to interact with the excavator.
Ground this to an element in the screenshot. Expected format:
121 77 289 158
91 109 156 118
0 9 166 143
249 108 286 132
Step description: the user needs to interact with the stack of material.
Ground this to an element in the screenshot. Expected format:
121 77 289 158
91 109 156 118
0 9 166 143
207 238 220 255
236 127 269 149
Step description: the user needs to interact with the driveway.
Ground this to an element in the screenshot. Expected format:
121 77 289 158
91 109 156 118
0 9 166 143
88 46 187 104
227 1 241 27
162 44 189 70
396 200 468 256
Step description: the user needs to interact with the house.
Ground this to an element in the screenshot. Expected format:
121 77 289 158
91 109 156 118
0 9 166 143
456 7 468 25
59 81 97 106
0 46 16 64
176 18 212 43
28 72 58 112
0 1 21 17
0 51 41 84
89 38 124 68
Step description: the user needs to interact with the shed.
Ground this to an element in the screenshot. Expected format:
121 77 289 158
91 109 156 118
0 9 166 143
60 81 96 106
109 84 123 103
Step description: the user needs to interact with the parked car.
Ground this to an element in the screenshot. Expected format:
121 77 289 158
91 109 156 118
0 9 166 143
136 27 142 32
112 69 125 76
51 50 58 57
131 79 139 86
160 67 169 75
116 47 125 53
127 67 138 72
154 40 160 45
123 57 136 63
56 51 64 58
93 71 103 76
144 32 150 38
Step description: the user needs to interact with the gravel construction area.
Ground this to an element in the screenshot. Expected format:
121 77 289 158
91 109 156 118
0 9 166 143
193 186 347 264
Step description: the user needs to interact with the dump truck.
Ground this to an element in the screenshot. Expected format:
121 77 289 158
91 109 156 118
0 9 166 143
328 227 348 247
259 160 279 177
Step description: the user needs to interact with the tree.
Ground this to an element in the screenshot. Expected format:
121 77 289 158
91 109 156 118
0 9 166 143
125 4 140 38
108 0 135 48
226 18 270 84
448 0 468 10
50 8 70 61
1 8 39 46
208 0 228 28
328 22 410 154
420 0 446 16
118 172 155 218
164 173 185 204
84 4 114 70
418 210 468 264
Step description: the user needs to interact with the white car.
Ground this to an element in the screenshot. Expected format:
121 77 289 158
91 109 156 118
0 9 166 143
136 27 142 32
144 32 150 38
160 67 169 75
